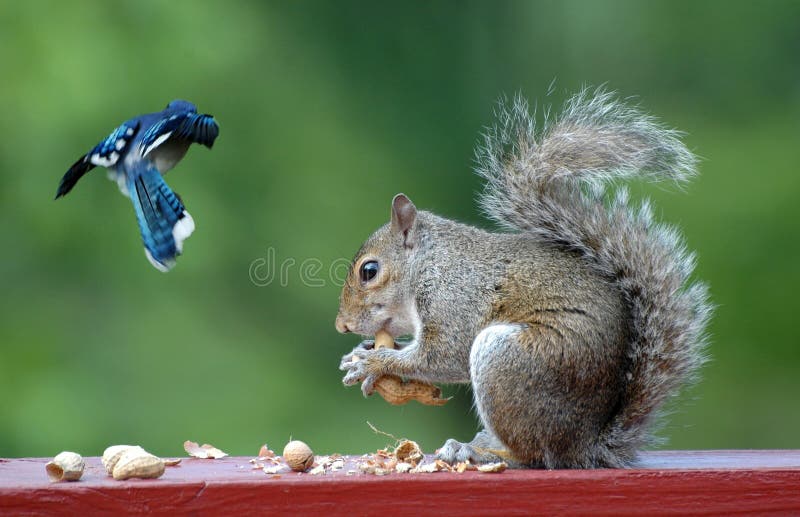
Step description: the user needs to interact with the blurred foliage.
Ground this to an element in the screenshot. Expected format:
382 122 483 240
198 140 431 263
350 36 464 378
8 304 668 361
0 0 798 458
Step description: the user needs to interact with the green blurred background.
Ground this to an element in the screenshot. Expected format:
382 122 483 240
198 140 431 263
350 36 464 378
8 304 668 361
1 1 798 459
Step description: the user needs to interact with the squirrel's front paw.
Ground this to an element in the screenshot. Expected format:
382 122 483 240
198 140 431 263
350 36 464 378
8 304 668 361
340 342 385 396
339 340 375 370
341 362 379 396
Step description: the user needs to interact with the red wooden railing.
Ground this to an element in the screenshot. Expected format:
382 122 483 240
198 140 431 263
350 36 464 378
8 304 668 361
2 450 799 515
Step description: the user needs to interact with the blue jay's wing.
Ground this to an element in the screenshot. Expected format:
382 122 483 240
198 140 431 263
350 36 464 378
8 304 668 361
55 121 139 199
127 161 195 272
139 112 219 157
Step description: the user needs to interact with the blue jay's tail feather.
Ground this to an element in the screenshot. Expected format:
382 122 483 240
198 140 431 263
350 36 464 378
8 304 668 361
181 114 218 148
127 163 195 272
55 156 94 199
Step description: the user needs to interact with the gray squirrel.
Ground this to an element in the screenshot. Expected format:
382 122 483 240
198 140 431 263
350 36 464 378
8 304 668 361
335 89 711 469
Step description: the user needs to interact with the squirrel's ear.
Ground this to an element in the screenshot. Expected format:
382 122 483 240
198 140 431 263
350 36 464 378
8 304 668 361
391 193 417 248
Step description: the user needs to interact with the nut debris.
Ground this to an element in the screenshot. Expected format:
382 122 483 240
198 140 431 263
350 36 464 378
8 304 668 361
394 439 423 464
263 464 286 475
477 461 508 473
46 451 84 482
183 440 228 459
257 444 276 459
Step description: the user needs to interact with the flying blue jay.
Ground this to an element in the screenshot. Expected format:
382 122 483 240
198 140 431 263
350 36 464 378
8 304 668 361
56 100 219 271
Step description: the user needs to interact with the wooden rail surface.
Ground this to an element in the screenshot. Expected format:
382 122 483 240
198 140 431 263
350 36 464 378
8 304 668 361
1 450 799 515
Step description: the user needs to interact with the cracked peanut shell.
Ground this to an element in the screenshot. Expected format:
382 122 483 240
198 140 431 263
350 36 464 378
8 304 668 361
45 451 84 482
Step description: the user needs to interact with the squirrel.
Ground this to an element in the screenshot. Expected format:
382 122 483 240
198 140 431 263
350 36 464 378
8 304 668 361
335 88 711 469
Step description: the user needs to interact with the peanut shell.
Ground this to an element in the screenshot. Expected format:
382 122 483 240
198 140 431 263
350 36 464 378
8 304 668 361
371 330 449 406
102 445 145 475
45 451 84 482
112 448 166 480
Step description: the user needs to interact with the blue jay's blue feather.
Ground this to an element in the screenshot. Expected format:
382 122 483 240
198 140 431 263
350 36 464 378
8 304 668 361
56 99 217 271
55 121 139 199
89 122 139 167
127 162 194 272
140 112 219 157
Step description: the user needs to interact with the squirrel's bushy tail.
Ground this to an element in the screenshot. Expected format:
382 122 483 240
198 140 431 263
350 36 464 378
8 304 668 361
476 88 712 466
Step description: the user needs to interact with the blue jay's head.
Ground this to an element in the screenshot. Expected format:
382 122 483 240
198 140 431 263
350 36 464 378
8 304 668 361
165 99 197 113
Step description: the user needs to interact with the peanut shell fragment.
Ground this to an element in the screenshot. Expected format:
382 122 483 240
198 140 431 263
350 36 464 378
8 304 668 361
477 461 508 473
45 451 84 482
183 440 228 459
394 439 423 465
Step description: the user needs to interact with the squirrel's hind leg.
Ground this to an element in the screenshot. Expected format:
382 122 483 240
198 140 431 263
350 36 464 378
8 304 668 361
436 324 533 467
436 429 525 467
466 323 618 469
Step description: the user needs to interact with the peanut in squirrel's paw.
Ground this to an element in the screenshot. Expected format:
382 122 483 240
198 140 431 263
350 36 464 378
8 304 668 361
373 375 450 406
370 330 450 406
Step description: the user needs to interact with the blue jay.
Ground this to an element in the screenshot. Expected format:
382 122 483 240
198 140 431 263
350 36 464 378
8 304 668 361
56 100 219 271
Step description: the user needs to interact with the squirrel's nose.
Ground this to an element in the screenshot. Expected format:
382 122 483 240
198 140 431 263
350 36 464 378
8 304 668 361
335 315 351 334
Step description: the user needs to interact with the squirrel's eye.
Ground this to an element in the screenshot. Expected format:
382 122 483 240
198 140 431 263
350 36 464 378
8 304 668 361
360 261 379 283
